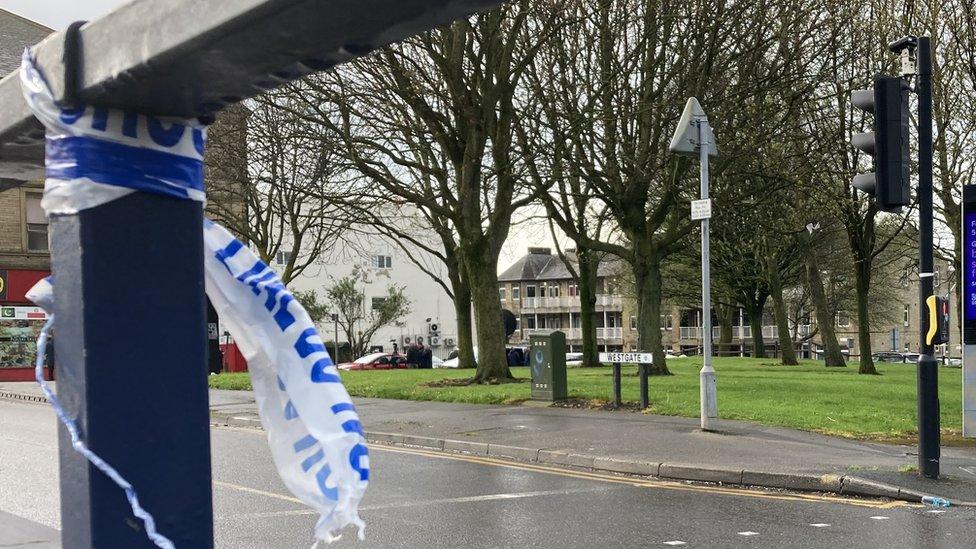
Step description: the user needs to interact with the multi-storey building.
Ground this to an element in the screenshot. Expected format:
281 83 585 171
289 223 459 359
500 247 962 361
499 247 638 352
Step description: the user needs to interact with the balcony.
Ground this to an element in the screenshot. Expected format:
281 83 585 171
596 327 623 340
520 294 623 311
519 327 620 342
595 294 622 309
677 325 814 341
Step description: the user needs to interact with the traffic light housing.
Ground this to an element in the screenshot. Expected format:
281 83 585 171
850 74 911 212
926 295 950 346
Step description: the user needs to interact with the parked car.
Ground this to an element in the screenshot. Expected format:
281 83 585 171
566 352 584 367
902 353 920 364
337 352 408 371
872 351 905 363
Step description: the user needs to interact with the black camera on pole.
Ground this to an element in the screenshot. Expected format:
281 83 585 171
850 74 911 212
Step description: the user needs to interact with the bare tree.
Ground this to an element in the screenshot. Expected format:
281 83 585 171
287 1 560 382
206 91 353 285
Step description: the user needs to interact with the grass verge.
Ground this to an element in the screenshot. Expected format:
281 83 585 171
208 357 969 444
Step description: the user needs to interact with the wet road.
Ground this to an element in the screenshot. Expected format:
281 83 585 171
2 400 975 548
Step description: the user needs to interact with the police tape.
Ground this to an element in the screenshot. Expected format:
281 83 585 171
20 49 368 546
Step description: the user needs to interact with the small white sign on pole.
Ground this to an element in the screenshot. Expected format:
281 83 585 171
691 198 712 221
599 352 653 364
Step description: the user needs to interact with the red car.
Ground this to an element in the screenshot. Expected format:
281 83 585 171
337 352 408 371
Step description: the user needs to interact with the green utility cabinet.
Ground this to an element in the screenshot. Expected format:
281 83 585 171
529 331 567 401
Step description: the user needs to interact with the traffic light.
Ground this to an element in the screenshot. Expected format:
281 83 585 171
850 74 911 212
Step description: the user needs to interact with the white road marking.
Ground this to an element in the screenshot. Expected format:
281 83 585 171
215 486 605 521
927 510 947 514
663 542 686 546
738 531 759 536
810 523 831 528
960 466 976 478
870 516 889 520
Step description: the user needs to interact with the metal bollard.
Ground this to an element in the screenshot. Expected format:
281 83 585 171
612 362 621 407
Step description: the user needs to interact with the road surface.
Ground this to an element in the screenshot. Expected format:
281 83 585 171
1 400 974 548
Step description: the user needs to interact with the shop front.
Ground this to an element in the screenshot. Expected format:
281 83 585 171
0 269 52 381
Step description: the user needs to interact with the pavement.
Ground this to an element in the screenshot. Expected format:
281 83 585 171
3 399 976 548
2 380 976 507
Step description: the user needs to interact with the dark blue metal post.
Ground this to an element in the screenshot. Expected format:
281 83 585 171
52 192 213 547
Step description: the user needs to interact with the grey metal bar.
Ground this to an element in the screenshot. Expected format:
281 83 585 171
0 0 501 182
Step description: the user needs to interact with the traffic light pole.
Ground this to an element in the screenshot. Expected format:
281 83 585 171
915 36 940 479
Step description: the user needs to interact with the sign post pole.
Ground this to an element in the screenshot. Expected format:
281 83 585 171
669 97 719 431
612 362 622 407
697 119 717 431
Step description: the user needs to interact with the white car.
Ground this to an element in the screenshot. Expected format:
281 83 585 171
566 352 584 367
437 347 475 368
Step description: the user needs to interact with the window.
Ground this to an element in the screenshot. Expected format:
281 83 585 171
837 312 850 328
25 194 48 252
525 316 537 329
661 314 673 330
275 251 292 265
526 285 536 298
512 286 520 301
630 315 637 330
371 297 387 310
570 313 581 328
499 286 506 301
548 284 560 298
375 255 392 269
903 305 910 327
568 283 578 297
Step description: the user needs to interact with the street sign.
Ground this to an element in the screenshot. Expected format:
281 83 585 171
0 305 48 320
691 198 712 220
599 352 652 364
668 97 718 157
530 331 567 401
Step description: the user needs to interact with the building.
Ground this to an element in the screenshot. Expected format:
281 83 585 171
289 230 459 359
0 9 52 380
499 247 639 352
500 247 961 361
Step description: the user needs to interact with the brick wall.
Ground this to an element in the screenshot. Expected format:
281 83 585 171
0 182 49 271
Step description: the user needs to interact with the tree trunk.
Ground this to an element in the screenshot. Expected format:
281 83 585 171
804 252 846 367
718 305 733 358
453 280 476 369
749 305 765 358
577 249 601 368
464 252 514 382
633 248 671 375
855 265 878 374
766 250 798 365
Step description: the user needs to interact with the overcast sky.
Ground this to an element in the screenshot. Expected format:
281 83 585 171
1 0 127 30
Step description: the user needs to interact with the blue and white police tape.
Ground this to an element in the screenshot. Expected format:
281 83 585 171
21 47 368 546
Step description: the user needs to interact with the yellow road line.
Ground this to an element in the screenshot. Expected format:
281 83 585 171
373 444 906 509
212 424 909 510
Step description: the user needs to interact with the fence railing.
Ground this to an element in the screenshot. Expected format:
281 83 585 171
677 325 813 340
519 294 624 310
